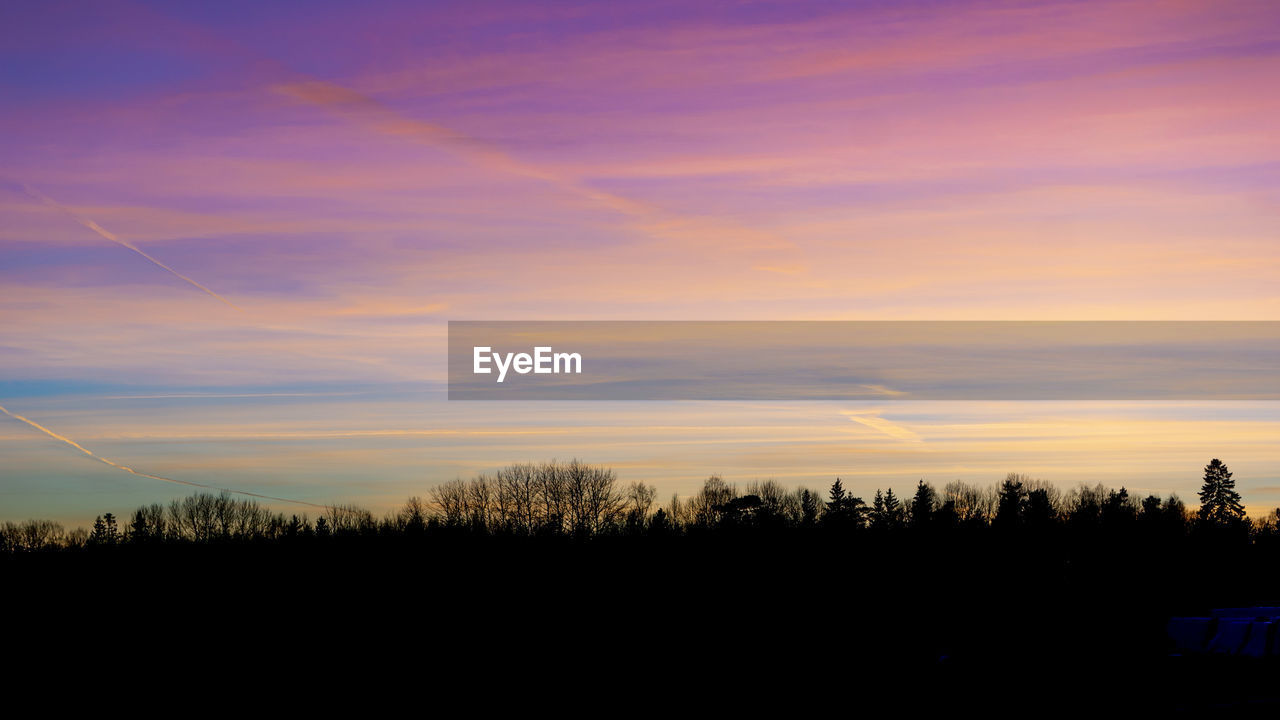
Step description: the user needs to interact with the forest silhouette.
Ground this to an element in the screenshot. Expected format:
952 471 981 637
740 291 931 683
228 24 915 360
7 458 1273 548
5 458 1280 709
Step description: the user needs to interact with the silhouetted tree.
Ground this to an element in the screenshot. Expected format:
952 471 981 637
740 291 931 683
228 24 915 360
90 513 118 546
649 507 671 536
1102 487 1135 529
870 488 904 530
399 496 428 536
1140 494 1162 522
944 481 994 527
1162 495 1188 535
800 489 819 527
692 475 737 529
1198 459 1244 527
1 519 65 552
933 499 959 531
994 475 1027 529
908 481 936 530
624 482 658 533
1067 484 1106 531
1025 488 1056 529
823 478 866 530
715 494 763 528
128 504 167 544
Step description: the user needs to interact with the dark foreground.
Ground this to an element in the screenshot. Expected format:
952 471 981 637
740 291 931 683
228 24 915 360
6 531 1279 712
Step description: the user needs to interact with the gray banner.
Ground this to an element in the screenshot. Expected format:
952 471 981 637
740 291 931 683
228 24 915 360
448 321 1280 400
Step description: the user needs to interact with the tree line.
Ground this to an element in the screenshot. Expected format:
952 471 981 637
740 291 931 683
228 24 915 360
2 457 1275 552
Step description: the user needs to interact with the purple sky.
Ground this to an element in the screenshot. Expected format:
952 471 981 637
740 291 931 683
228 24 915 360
2 0 1279 524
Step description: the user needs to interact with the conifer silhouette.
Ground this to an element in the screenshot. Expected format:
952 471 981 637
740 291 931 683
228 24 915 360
1197 458 1245 526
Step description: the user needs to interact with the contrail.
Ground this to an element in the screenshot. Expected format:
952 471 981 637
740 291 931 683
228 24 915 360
273 81 803 265
19 183 242 310
275 81 651 216
841 410 923 443
96 2 807 269
0 403 325 508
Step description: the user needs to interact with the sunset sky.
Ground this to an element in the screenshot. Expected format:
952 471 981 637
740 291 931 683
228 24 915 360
2 0 1279 524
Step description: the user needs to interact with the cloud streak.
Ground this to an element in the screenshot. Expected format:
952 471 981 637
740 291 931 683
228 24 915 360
841 410 923 443
18 183 241 310
272 80 804 266
0 402 324 508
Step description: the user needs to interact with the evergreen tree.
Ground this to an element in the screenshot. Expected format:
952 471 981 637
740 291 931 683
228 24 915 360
1140 494 1162 521
994 477 1026 529
870 489 904 530
823 479 866 529
129 509 151 542
828 478 847 509
89 513 118 546
909 481 936 529
800 489 818 527
1162 494 1188 535
649 507 671 535
1025 488 1055 528
1102 487 1134 528
883 488 903 528
1197 458 1245 526
871 489 886 526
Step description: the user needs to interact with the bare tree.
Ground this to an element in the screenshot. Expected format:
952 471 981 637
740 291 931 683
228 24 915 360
625 482 658 529
430 479 469 527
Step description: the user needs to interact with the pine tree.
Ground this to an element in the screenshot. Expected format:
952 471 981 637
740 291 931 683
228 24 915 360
883 488 903 528
909 481 936 529
828 478 847 510
870 489 903 531
1025 488 1055 528
89 513 118 546
994 476 1026 529
823 478 865 529
1198 458 1245 526
1140 494 1162 521
130 509 151 542
1163 494 1188 534
800 489 818 527
1102 487 1133 527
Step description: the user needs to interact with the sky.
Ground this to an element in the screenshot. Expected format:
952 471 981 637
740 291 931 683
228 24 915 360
2 0 1279 525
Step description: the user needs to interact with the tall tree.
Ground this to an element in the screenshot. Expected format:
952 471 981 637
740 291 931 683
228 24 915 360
909 481 936 529
1025 488 1055 528
994 476 1027 529
89 513 118 546
800 489 819 527
1197 459 1245 526
823 479 865 529
828 478 847 509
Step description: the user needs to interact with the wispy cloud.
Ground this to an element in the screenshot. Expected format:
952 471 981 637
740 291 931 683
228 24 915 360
841 410 923 443
18 183 241 310
0 402 323 507
272 80 805 268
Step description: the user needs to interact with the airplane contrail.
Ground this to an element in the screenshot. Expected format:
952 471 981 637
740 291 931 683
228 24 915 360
0 402 325 508
275 81 651 216
273 80 804 266
19 183 242 310
841 410 924 443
